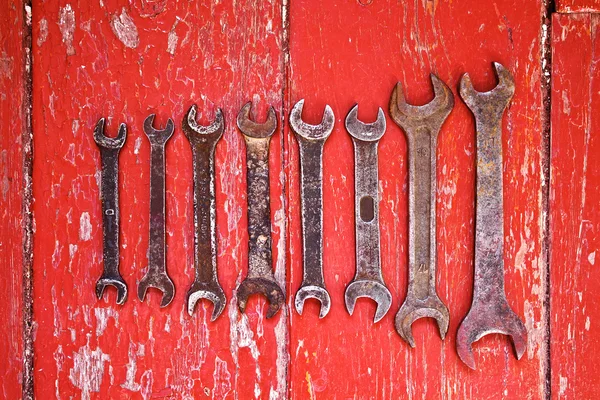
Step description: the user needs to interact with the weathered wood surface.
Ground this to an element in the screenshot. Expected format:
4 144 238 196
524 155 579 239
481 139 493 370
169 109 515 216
557 0 600 13
31 0 286 398
550 12 600 399
285 0 548 398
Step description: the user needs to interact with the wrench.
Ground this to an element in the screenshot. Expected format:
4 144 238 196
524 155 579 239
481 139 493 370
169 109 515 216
236 102 284 318
390 75 453 347
456 63 527 369
290 99 335 318
182 105 226 320
344 105 392 323
138 114 176 307
93 118 128 304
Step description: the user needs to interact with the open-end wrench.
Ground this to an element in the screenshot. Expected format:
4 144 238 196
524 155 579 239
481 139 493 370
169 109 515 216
182 105 226 320
138 114 176 307
344 105 392 324
93 118 128 305
456 63 527 369
289 99 335 318
389 75 453 347
236 102 284 319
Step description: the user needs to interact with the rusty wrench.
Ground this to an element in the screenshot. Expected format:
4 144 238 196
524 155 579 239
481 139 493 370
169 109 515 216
236 102 284 318
390 75 453 347
290 99 335 318
94 118 128 304
182 105 226 320
344 105 392 323
138 114 176 307
456 63 527 369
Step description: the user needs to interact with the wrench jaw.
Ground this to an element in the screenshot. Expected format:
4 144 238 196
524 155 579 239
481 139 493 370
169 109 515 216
456 300 528 370
459 63 515 115
395 297 450 348
236 102 277 139
95 277 128 305
182 105 225 144
93 118 127 149
344 280 392 323
236 277 285 319
289 99 335 141
344 105 386 142
137 273 175 308
294 285 331 319
143 114 175 144
186 282 227 321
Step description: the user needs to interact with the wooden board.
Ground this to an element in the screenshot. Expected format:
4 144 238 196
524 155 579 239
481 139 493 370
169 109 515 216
550 12 600 399
31 1 286 398
285 0 549 398
557 0 600 13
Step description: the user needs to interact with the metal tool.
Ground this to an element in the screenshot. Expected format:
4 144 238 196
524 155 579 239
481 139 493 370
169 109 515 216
138 114 176 307
236 102 284 318
94 118 128 305
290 99 335 318
456 62 527 369
182 105 226 320
389 75 453 347
344 105 392 323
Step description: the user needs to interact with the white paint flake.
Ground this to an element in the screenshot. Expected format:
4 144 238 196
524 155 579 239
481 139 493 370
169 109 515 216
110 8 140 49
79 212 92 241
167 21 179 55
588 251 596 265
37 18 48 46
58 4 76 55
212 357 232 399
94 307 119 336
69 342 111 400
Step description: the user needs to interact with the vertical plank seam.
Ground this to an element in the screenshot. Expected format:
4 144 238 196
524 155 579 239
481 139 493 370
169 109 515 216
21 0 34 399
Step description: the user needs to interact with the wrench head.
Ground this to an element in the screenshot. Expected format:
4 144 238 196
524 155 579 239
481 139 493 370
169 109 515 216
394 295 450 348
389 74 454 132
143 114 175 144
459 62 515 114
236 102 277 139
186 281 227 321
344 105 386 142
294 285 331 318
182 105 224 145
236 277 284 319
456 299 527 370
344 280 392 323
93 118 127 149
96 276 128 305
137 273 175 308
289 99 335 141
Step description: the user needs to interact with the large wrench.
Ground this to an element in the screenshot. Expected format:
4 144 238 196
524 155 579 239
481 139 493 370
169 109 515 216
344 105 392 324
290 99 335 318
390 75 453 347
138 114 176 307
456 63 527 369
182 105 226 320
236 102 284 319
93 118 128 305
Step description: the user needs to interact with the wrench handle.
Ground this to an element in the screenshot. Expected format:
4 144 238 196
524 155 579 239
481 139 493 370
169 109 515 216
191 143 219 283
148 143 167 274
474 112 506 300
244 137 274 279
298 139 326 287
352 139 383 282
99 147 122 277
407 127 438 300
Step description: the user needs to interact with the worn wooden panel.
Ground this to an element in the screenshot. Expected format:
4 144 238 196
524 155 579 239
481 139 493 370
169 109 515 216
0 1 28 398
556 0 600 13
31 1 286 398
285 0 548 398
550 13 600 399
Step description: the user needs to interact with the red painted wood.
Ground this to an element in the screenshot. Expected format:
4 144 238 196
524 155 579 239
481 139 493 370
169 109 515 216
550 13 600 399
285 0 548 398
557 0 600 13
0 1 26 398
31 1 286 398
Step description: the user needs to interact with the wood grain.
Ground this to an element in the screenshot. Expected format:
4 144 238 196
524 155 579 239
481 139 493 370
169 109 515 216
550 12 600 399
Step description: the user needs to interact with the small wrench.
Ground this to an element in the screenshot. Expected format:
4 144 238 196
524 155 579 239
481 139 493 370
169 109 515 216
236 102 284 318
138 114 176 307
390 75 453 347
94 118 128 304
344 105 392 323
289 99 335 318
182 105 226 320
456 63 527 369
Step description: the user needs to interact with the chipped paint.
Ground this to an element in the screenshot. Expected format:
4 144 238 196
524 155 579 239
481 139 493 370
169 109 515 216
69 341 110 399
110 8 139 49
58 4 75 55
79 212 92 241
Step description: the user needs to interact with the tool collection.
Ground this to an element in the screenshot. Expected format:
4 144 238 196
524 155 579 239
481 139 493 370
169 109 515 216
93 63 527 369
